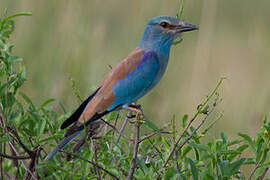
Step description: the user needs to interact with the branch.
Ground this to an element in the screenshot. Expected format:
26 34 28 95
126 117 140 180
91 140 101 180
23 146 41 180
116 112 132 143
0 152 30 160
100 117 132 142
59 150 120 180
248 157 266 180
8 141 38 180
259 167 269 180
7 126 34 156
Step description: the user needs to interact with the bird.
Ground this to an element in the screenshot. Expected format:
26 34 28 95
45 16 198 160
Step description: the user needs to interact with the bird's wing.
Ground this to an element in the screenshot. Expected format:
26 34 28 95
60 87 100 129
107 50 160 110
46 48 159 160
63 48 159 136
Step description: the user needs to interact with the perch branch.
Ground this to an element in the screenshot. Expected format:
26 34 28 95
126 115 140 180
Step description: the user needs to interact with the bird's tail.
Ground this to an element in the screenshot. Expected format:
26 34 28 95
44 130 82 161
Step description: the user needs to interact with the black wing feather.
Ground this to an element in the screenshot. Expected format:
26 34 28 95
60 87 100 129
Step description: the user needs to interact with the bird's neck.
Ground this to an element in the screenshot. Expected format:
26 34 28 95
138 29 174 62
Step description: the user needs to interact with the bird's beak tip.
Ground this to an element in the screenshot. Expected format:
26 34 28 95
183 23 199 32
193 25 199 30
177 22 199 33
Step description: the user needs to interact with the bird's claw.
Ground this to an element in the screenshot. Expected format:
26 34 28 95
126 104 143 115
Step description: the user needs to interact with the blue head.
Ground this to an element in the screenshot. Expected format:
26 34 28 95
139 16 198 54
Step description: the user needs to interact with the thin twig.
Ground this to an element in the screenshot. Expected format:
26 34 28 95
147 139 164 161
126 116 140 180
23 146 41 180
2 169 12 179
8 141 38 180
116 112 132 144
60 150 120 180
7 126 34 156
163 78 225 168
248 159 263 180
91 140 101 180
138 131 171 144
0 141 3 180
0 110 6 180
100 118 132 142
259 167 269 180
110 114 119 162
177 103 221 152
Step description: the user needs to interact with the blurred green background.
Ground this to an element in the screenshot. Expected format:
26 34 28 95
1 0 270 137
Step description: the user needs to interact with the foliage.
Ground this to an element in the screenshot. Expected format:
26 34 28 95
0 12 269 180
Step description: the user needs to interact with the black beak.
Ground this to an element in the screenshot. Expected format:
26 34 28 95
177 22 199 33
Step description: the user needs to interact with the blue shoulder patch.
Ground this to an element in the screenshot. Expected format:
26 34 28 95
108 51 160 110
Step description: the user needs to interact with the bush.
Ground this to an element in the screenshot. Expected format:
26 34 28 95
0 12 269 180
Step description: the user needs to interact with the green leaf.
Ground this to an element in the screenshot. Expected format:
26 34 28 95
0 135 9 143
165 167 177 180
238 133 256 154
3 12 32 23
182 114 188 128
227 139 242 147
193 147 200 161
40 98 55 109
19 92 35 110
186 158 198 180
38 134 62 144
221 132 228 145
144 120 161 134
58 101 67 114
237 144 249 153
256 138 263 162
8 55 22 63
38 117 47 135
260 149 268 164
218 160 230 176
229 158 246 176
263 114 267 124
182 146 192 157
189 142 209 151
161 137 170 150
176 0 184 19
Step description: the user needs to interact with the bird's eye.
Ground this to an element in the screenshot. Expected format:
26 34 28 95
159 21 169 28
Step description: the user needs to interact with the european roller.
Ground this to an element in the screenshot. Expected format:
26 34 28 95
45 16 198 160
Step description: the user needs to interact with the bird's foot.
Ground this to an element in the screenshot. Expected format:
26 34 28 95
126 104 143 115
124 104 145 125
